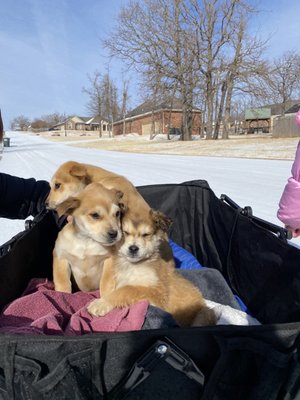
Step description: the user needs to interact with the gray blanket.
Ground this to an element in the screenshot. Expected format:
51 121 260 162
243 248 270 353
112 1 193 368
143 267 241 329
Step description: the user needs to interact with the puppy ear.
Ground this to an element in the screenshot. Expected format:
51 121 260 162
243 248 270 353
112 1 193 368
69 164 87 178
150 210 172 232
56 197 80 217
111 189 126 212
119 202 127 215
115 190 124 201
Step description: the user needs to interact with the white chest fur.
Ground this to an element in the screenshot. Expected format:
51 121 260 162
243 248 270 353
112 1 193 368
115 259 159 289
56 228 108 259
54 228 109 291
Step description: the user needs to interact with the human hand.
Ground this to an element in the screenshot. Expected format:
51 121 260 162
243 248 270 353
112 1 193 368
285 225 300 238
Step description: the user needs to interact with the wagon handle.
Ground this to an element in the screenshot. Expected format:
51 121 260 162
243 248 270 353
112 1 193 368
220 194 292 241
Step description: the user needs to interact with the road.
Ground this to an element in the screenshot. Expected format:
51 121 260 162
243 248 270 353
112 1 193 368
0 131 295 245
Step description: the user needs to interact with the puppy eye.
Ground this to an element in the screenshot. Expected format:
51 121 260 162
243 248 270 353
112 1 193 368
54 183 61 190
142 233 150 237
90 212 101 220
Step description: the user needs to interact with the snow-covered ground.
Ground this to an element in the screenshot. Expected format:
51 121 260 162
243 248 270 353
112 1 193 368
0 131 298 245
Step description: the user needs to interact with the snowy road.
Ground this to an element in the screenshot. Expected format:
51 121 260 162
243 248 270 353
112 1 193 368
0 131 295 245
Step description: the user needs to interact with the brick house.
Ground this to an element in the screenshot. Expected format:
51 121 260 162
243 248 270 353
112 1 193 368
113 99 201 136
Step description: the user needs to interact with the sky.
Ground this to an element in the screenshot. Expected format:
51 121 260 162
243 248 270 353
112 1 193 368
0 0 300 128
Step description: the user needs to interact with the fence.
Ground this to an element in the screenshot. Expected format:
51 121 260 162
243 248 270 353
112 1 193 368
272 115 300 137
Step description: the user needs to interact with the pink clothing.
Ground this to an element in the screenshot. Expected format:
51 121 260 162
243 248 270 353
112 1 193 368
0 279 149 335
277 140 300 229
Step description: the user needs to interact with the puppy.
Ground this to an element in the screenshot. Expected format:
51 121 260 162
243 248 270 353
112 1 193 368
87 209 216 327
52 182 124 293
46 160 150 213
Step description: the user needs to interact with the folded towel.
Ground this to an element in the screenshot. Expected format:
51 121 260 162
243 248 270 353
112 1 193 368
0 279 149 335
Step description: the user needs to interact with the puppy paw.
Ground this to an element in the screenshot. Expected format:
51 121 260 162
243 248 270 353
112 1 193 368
87 298 114 316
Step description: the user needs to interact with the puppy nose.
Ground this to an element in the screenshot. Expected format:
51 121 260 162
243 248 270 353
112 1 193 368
108 230 118 239
129 245 139 254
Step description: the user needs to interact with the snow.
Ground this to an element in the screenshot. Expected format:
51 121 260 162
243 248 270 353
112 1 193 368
1 131 298 246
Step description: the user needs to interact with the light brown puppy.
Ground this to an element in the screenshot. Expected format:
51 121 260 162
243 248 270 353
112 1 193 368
53 183 124 293
46 160 150 213
87 209 216 327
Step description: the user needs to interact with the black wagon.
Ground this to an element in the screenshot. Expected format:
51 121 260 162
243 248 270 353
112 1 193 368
0 179 299 399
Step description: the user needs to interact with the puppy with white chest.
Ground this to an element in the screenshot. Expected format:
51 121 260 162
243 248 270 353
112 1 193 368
88 208 216 327
53 182 124 293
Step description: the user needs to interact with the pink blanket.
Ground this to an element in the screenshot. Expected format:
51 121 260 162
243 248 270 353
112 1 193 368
0 279 149 335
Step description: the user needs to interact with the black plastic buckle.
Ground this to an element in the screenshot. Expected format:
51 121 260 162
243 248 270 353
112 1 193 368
109 338 205 399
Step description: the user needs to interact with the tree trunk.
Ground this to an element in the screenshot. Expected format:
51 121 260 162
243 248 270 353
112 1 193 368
213 81 227 139
181 100 193 141
122 116 126 136
0 110 3 142
111 115 114 137
205 72 214 139
222 79 234 139
200 100 207 138
150 110 155 140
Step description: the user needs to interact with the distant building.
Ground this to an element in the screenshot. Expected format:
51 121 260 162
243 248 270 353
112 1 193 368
273 102 300 138
244 100 300 135
49 116 108 132
244 108 271 134
113 99 202 136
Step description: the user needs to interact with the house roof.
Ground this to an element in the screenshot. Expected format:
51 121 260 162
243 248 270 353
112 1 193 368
266 100 300 115
113 98 201 124
88 116 106 124
285 103 300 114
245 108 271 120
245 100 300 120
50 115 107 129
126 98 201 119
77 116 90 122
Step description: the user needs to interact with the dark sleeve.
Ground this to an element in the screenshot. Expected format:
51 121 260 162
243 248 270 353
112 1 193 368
0 173 50 219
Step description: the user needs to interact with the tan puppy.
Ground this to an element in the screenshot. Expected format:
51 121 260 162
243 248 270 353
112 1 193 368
53 183 124 293
87 209 216 327
46 160 150 213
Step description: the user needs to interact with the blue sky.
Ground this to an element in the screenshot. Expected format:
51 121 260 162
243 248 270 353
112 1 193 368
0 0 300 127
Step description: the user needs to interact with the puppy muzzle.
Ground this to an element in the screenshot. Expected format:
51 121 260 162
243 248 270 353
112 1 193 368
104 229 121 245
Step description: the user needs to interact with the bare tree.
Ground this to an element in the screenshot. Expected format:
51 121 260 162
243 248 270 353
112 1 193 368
185 0 264 139
104 0 267 141
30 113 68 131
30 119 48 130
104 0 198 141
83 71 104 137
101 72 120 137
262 51 300 114
121 77 129 136
83 71 120 137
10 115 30 131
42 112 68 127
217 15 268 139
